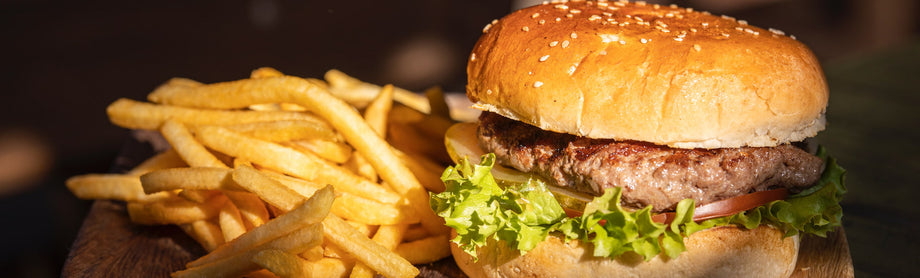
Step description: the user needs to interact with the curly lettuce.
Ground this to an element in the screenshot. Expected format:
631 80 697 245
430 148 847 261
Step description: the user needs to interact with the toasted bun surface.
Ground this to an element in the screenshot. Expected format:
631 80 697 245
467 1 828 148
452 225 800 278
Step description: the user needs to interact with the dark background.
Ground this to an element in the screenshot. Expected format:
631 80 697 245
0 0 917 277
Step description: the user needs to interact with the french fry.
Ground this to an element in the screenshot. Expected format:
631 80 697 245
394 234 451 264
232 165 303 212
365 84 394 135
402 224 429 242
140 167 239 194
124 149 186 176
219 202 247 241
304 257 352 278
324 69 428 113
300 245 324 261
251 67 284 79
194 125 400 204
252 249 309 278
180 220 225 252
223 120 338 142
224 191 270 229
424 86 451 120
322 214 418 278
397 151 446 193
262 170 417 225
107 98 323 130
350 224 408 278
66 174 171 203
127 194 227 225
174 223 323 278
286 139 352 164
160 119 228 168
188 185 333 267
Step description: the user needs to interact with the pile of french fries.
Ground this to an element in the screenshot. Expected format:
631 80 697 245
66 67 459 278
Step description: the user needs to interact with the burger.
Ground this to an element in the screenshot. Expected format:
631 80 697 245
430 1 846 277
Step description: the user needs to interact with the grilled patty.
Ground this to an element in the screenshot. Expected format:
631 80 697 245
478 112 825 212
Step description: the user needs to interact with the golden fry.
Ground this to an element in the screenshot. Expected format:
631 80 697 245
174 224 323 278
219 202 247 241
66 174 171 203
322 214 418 278
424 86 451 120
324 69 427 113
188 186 333 267
251 67 284 79
350 224 409 278
394 234 451 264
194 125 400 204
180 220 225 252
224 191 270 229
127 194 227 225
140 167 239 194
251 249 309 278
124 149 186 176
160 119 228 168
107 98 321 130
232 165 303 212
286 139 352 164
222 120 338 142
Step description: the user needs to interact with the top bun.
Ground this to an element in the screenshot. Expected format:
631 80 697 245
467 0 828 148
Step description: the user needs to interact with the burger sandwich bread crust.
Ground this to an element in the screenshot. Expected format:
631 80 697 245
467 0 828 149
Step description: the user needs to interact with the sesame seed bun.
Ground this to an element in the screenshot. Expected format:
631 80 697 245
466 0 828 148
452 225 800 278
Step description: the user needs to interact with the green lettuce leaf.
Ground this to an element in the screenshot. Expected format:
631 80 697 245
431 149 847 261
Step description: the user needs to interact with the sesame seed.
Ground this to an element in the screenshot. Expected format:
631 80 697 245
768 28 785 35
690 28 698 32
598 2 608 8
670 4 678 8
470 53 476 61
556 17 562 22
539 19 546 24
549 41 559 47
570 9 582 14
601 33 619 43
522 26 530 32
686 7 694 12
532 12 541 18
661 29 670 33
640 38 648 43
701 22 710 27
539 55 550 62
790 35 796 40
483 24 492 33
589 15 602 21
568 63 579 75
653 4 660 9
619 40 626 45
555 4 568 10
635 16 644 22
738 20 748 25
486 89 493 94
603 12 612 17
528 71 533 75
534 81 544 88
693 44 701 51
562 40 570 48
571 32 578 39
722 15 735 21
566 14 574 18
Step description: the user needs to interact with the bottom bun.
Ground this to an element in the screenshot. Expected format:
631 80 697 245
452 225 799 278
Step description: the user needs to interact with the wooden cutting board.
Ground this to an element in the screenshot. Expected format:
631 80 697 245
61 199 852 277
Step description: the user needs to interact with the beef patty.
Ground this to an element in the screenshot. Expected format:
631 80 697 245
477 112 825 212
